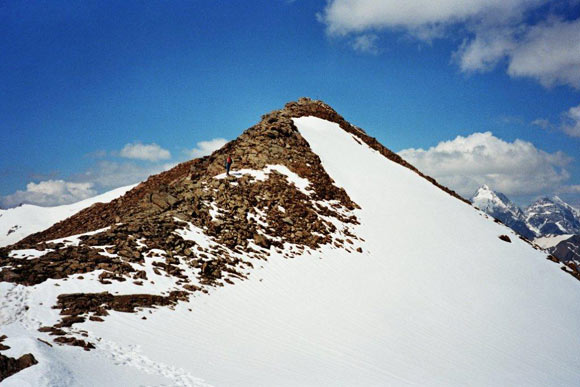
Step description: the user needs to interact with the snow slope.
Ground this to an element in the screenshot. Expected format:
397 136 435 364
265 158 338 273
534 234 574 249
0 185 136 247
3 117 580 386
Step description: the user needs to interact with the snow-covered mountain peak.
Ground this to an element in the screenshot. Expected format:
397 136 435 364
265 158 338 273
2 99 580 386
470 185 534 239
526 195 580 235
471 184 514 211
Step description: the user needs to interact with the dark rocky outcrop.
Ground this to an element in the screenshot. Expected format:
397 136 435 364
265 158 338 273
0 335 38 382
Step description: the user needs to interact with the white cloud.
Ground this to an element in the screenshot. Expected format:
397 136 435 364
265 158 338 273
319 1 580 89
532 102 580 137
319 0 541 36
0 180 97 207
120 142 171 162
398 131 572 197
185 138 227 158
531 118 553 130
562 103 580 137
458 18 580 88
455 27 517 72
352 34 379 54
1 140 180 208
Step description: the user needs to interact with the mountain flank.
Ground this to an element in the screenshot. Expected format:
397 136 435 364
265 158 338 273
1 97 470 353
3 99 580 385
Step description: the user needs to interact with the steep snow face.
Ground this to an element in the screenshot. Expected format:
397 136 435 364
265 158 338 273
0 185 136 247
4 117 580 386
525 196 580 236
292 116 580 385
471 185 535 239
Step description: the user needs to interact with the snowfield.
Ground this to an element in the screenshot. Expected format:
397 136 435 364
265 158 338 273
0 185 136 247
2 117 580 386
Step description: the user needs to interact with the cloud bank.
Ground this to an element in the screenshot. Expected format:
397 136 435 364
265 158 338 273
398 131 573 197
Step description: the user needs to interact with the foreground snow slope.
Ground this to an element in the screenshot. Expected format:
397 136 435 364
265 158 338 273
4 117 580 386
0 185 136 247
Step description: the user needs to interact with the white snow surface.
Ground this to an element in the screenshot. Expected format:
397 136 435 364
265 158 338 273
534 234 574 249
3 117 580 386
0 184 136 247
214 164 312 195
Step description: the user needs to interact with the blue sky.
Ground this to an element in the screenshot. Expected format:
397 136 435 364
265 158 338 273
1 0 579 208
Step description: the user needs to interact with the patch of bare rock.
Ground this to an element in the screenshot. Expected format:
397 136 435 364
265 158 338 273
0 335 38 382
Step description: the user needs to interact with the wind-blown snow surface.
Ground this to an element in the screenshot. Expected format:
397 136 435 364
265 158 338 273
4 117 580 386
0 185 136 247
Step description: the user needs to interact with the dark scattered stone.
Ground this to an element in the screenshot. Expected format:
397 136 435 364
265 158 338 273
53 336 95 351
499 235 511 243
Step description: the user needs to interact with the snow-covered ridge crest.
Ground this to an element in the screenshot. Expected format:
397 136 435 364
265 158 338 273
0 184 136 247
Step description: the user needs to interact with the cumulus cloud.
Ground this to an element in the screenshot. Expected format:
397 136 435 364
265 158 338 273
120 142 171 162
398 131 572 197
0 180 97 208
319 0 580 88
458 18 580 88
185 138 228 159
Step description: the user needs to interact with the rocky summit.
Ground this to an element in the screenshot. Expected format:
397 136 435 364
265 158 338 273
0 98 467 357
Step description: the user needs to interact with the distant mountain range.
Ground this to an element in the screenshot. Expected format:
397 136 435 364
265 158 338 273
471 185 580 262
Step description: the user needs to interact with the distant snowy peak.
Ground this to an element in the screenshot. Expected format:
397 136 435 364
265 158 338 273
525 196 580 236
471 185 580 238
470 185 535 239
471 185 520 214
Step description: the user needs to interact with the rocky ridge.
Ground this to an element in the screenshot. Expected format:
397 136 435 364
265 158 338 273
0 98 472 364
